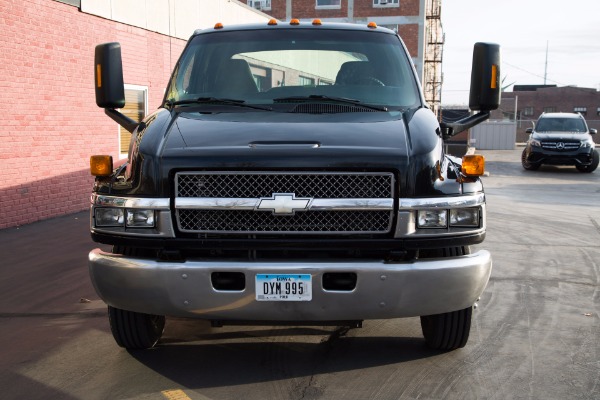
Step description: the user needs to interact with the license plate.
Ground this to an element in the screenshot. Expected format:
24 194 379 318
255 274 312 301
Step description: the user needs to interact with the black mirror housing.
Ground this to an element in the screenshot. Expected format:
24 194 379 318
469 42 501 112
526 128 533 134
590 128 597 135
94 43 125 109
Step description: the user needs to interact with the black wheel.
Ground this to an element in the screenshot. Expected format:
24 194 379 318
575 150 599 173
420 306 473 350
521 148 540 170
108 306 165 349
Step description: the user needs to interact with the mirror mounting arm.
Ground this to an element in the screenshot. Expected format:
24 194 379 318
440 111 490 140
105 108 138 133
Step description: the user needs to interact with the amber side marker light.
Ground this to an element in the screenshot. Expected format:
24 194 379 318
90 155 113 177
214 22 223 29
461 155 485 177
290 19 300 25
95 64 102 88
490 64 498 89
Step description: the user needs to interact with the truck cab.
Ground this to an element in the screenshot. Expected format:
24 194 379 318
89 20 500 351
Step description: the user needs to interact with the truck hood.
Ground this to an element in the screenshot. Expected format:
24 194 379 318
161 111 416 170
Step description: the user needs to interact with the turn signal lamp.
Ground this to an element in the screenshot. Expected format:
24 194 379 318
367 22 378 29
90 155 113 177
290 19 300 25
461 154 485 177
214 22 223 29
490 64 498 89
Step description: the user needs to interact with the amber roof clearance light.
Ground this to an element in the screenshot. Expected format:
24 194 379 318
367 22 378 29
312 19 322 26
214 22 223 29
268 19 278 26
290 19 300 26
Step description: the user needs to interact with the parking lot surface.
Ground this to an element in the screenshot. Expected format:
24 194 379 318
0 148 598 399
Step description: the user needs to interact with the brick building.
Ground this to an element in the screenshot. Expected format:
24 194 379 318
247 0 444 115
0 0 267 229
491 85 600 142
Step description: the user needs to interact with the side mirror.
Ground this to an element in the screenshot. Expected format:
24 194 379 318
590 128 597 135
469 42 501 111
526 128 533 134
94 42 125 109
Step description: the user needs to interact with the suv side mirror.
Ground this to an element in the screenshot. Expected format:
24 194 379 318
526 128 533 134
469 42 501 111
590 128 597 135
94 42 125 109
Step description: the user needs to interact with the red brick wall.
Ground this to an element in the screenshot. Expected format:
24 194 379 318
0 0 186 229
266 0 420 60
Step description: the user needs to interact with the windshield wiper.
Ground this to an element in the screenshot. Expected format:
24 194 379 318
273 95 388 112
166 97 272 111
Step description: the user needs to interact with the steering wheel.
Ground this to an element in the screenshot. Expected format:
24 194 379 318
357 76 385 86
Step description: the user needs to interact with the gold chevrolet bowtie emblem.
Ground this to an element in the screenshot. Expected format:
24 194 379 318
256 193 311 215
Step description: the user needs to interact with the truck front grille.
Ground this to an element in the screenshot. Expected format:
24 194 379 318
175 172 395 234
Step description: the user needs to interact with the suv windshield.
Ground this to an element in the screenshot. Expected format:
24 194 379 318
536 117 587 132
165 28 420 109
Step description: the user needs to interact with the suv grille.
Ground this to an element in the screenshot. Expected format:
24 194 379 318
541 140 581 151
175 172 394 234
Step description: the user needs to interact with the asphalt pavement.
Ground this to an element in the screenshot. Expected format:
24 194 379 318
0 148 598 400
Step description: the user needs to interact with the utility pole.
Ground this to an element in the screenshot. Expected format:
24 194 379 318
544 41 548 85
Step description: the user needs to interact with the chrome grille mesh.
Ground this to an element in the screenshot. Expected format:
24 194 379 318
175 172 394 234
178 210 391 232
177 173 392 198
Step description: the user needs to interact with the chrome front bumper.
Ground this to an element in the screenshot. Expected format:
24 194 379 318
88 249 492 321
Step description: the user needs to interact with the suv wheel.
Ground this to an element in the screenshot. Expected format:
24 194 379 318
575 150 599 173
421 306 473 350
521 149 540 170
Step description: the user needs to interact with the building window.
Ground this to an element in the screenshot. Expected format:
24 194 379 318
247 0 271 11
543 107 556 113
574 106 587 116
120 85 148 155
299 76 315 86
523 107 534 117
316 0 341 9
373 0 399 7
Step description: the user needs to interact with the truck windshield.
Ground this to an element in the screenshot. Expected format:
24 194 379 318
165 28 421 109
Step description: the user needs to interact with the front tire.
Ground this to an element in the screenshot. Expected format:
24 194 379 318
575 150 599 173
521 148 540 170
108 306 165 349
420 306 473 350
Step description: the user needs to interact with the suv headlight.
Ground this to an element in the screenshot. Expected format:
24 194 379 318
530 138 542 147
581 139 595 148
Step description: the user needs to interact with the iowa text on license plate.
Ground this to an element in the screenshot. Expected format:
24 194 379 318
255 274 312 301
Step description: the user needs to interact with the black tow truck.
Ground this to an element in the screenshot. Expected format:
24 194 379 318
89 20 500 350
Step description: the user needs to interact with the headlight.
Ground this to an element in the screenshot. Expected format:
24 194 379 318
95 208 125 227
580 139 595 148
94 208 155 228
530 139 541 147
449 208 480 227
417 210 447 228
126 209 155 227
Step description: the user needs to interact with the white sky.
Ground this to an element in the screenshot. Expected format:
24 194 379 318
441 0 600 106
